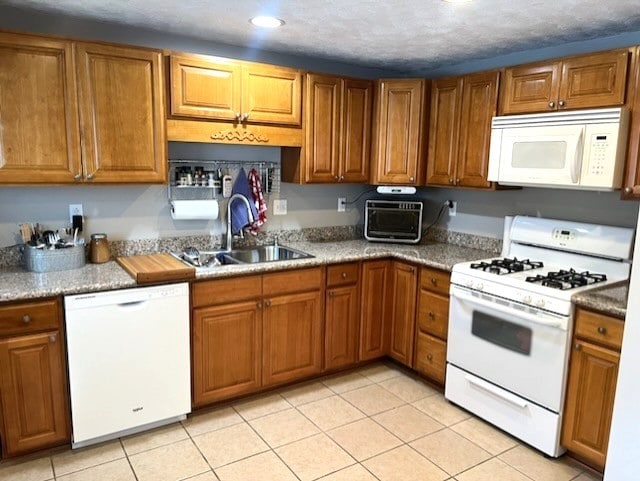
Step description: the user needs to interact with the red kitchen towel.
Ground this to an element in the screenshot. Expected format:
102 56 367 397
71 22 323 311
248 168 267 234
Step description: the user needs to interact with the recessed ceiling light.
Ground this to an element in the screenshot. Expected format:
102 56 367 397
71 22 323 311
250 16 285 28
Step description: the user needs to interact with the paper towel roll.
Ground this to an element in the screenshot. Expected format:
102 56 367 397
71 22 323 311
171 200 219 220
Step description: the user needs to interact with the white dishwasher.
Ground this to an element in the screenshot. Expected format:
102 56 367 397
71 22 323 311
64 283 191 448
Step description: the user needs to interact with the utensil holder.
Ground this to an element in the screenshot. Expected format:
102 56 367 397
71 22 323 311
22 245 86 272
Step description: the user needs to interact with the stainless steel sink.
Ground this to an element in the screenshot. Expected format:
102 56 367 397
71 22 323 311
224 245 314 264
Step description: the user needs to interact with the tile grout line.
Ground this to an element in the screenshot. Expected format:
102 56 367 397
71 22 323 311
180 420 226 480
119 437 141 481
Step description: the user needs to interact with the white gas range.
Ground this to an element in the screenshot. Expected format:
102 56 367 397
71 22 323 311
445 216 634 457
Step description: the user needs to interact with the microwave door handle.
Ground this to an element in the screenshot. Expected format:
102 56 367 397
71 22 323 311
570 128 584 184
451 287 566 329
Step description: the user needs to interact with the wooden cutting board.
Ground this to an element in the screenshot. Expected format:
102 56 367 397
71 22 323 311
117 253 195 284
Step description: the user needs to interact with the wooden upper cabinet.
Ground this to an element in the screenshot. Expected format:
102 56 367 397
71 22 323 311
76 42 167 183
372 79 428 185
426 71 498 189
0 32 81 184
170 55 241 121
500 49 630 114
301 74 372 184
169 54 302 126
622 46 640 199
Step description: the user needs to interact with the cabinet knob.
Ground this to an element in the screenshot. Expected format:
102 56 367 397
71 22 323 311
448 178 453 184
427 354 433 361
428 311 435 319
558 100 565 107
335 176 339 180
86 173 94 180
409 176 414 182
235 112 241 121
242 113 250 121
456 178 460 185
574 343 582 350
74 173 82 181
624 187 633 194
409 267 415 273
548 101 555 108
597 326 607 334
22 315 31 324
257 302 262 309
265 300 271 307
340 175 345 181
49 334 57 343
431 277 437 285
341 272 347 279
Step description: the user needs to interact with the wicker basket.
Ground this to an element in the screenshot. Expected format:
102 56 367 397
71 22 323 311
22 245 86 273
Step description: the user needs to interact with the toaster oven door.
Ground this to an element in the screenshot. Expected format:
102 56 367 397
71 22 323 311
365 205 422 243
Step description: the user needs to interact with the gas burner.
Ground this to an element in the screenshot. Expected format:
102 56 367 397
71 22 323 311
470 257 544 275
525 269 608 290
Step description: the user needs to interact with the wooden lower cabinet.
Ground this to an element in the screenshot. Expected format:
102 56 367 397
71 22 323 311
562 308 624 471
325 284 360 370
388 262 418 366
414 332 447 385
263 290 323 385
0 299 70 458
359 260 391 360
192 301 262 407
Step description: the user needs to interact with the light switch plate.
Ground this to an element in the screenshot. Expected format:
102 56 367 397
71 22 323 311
273 199 287 215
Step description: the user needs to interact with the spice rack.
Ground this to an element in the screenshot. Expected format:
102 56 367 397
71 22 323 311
167 159 281 204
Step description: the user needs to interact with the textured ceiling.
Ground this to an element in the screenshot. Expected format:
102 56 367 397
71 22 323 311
7 0 640 72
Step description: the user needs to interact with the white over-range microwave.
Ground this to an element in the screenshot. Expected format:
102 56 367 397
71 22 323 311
487 107 630 191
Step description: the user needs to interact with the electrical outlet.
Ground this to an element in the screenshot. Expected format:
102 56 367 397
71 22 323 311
448 201 457 217
69 204 83 223
337 197 346 212
273 199 287 215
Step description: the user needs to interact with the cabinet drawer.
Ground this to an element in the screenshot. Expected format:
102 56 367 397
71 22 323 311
420 266 450 296
0 299 60 337
327 263 359 287
414 331 447 384
575 308 624 351
417 291 449 339
263 267 323 296
192 275 262 308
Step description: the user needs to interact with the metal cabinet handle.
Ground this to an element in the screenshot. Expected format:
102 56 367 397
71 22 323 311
257 302 262 310
428 311 435 319
22 315 31 324
409 176 414 182
409 267 415 273
340 175 344 181
574 343 582 350
341 272 347 279
456 178 460 185
74 173 82 181
242 113 250 121
548 101 555 108
597 326 607 334
427 354 433 361
431 277 437 285
448 178 453 184
334 176 339 180
624 187 632 194
235 112 241 121
86 173 94 180
49 334 57 343
558 100 565 107
265 300 271 307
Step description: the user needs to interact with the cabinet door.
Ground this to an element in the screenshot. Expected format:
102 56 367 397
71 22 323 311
192 301 262 407
372 79 426 185
76 43 167 183
0 32 81 184
417 290 449 340
341 79 372 183
414 331 447 384
622 46 640 198
562 341 620 471
388 262 417 366
304 74 341 182
359 260 390 360
263 290 323 385
169 55 242 121
500 61 560 114
426 77 461 186
242 64 302 126
558 50 629 110
0 331 70 457
325 284 360 370
457 71 499 188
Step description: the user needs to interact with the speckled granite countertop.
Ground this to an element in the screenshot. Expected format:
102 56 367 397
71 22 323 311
572 282 629 319
0 240 494 302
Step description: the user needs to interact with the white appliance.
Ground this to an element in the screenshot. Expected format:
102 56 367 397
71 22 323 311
446 216 634 457
64 283 191 448
604 207 640 481
487 107 630 191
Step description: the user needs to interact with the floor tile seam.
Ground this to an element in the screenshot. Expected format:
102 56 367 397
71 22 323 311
327 413 405 447
457 453 540 481
403 440 461 477
181 416 246 438
368 407 447 442
291 403 339 433
393 420 449 445
294 395 369 432
230 396 294 423
320 375 373 395
308 460 360 481
498 452 582 481
281 390 335 408
352 440 410 464
447 423 521 458
178 471 220 481
120 432 191 457
180 423 224 476
336 389 407 417
373 380 440 404
51 449 128 479
118 438 141 481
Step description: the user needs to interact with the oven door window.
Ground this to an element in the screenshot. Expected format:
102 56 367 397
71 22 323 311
471 310 532 355
368 208 420 238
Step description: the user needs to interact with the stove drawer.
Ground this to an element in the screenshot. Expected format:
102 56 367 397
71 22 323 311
574 308 623 350
414 331 446 384
417 291 449 339
445 364 564 457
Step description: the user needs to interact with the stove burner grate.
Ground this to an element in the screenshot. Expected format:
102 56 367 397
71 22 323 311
525 269 607 290
470 257 544 275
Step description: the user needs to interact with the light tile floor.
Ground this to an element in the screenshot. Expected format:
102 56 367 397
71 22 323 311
0 362 603 481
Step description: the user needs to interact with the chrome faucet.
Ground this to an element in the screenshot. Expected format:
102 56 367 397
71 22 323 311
226 193 254 251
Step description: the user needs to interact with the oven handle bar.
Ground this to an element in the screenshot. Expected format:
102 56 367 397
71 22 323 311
450 286 567 330
465 374 528 409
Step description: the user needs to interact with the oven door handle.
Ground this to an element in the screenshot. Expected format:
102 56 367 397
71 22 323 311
465 374 528 409
451 287 567 330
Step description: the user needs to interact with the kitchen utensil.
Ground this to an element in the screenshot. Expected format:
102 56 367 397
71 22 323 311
183 246 201 267
90 233 111 263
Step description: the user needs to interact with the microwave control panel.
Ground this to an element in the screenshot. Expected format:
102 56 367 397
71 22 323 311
582 122 624 189
588 134 611 176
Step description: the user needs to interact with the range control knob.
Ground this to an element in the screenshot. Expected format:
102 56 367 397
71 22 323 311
523 295 532 304
476 283 484 291
466 280 474 288
536 299 546 308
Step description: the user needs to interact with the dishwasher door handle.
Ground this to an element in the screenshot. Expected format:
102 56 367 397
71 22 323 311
117 300 149 310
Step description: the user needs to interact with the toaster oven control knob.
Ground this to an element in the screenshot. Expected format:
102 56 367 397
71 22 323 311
523 295 532 304
536 299 546 308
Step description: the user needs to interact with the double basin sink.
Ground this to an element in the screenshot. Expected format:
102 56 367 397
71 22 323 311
173 244 314 270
